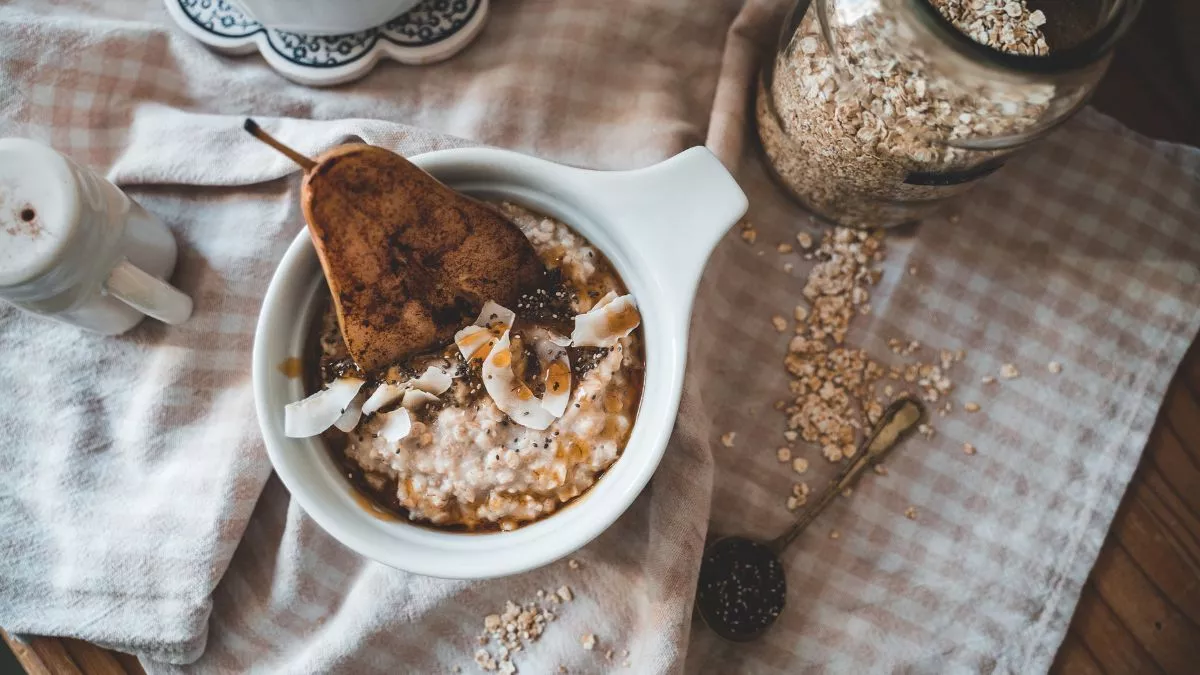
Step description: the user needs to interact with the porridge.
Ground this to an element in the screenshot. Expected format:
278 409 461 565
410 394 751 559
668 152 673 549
289 202 644 531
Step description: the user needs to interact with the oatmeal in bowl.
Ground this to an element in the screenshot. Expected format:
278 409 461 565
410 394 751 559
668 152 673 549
290 203 644 532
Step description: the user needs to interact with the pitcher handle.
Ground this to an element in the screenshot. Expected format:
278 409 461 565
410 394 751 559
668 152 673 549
105 258 194 325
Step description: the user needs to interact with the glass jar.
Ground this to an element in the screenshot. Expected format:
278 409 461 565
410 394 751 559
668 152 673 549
756 0 1142 228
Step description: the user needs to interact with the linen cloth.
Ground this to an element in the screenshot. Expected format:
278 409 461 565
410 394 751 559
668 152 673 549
0 1 1197 673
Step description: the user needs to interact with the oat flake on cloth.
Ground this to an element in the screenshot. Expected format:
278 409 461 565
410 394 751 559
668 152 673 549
0 1 1197 674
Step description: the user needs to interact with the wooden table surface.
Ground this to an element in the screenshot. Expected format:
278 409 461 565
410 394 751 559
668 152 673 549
4 1 1198 673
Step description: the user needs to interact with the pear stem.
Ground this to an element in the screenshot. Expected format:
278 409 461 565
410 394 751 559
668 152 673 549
243 118 317 171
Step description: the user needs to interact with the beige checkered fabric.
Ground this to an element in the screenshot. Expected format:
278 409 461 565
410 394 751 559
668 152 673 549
1 0 1198 673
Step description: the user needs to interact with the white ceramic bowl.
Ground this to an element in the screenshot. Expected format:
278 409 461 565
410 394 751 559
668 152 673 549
253 147 747 579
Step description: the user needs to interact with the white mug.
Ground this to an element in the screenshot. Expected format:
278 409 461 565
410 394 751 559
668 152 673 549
0 138 193 335
228 0 422 35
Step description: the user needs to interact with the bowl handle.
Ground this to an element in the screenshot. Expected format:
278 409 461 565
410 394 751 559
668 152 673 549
566 148 748 324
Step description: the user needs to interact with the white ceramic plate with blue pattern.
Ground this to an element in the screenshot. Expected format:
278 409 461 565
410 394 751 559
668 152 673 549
164 0 489 86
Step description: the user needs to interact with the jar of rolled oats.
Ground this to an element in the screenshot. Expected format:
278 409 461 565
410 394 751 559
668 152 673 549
757 0 1142 228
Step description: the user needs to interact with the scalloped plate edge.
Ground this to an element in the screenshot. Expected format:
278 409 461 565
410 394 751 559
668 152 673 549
163 0 490 87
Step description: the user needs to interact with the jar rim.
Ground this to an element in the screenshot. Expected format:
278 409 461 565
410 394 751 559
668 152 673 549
911 0 1143 74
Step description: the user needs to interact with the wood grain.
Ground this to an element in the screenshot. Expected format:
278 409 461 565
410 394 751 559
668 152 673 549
1051 344 1200 675
1 0 1197 672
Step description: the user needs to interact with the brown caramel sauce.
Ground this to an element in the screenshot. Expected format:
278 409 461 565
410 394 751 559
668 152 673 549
606 303 641 335
276 356 303 378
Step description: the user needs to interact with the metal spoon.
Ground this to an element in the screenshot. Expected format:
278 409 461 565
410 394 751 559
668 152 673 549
695 397 926 642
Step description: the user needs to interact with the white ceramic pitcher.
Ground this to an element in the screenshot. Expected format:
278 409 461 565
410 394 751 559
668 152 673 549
0 138 193 335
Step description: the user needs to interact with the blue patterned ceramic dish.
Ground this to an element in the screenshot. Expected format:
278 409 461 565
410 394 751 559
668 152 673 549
164 0 488 86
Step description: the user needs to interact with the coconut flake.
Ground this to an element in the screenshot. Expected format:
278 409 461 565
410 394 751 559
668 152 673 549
535 336 572 417
402 389 440 410
475 300 516 330
361 382 406 416
456 302 518 362
284 377 364 438
454 325 494 362
333 393 364 432
412 366 453 395
482 329 557 430
570 293 640 347
376 408 413 443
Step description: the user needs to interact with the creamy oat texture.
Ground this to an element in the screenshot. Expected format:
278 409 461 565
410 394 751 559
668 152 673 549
318 203 642 530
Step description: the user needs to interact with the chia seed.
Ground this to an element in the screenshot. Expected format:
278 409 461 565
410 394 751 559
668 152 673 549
696 537 786 641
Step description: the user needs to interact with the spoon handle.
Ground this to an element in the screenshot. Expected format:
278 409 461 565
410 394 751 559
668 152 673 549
769 397 924 553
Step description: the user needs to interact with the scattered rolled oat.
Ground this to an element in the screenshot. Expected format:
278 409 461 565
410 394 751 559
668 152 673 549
1048 361 1062 374
796 232 814 249
981 375 996 384
829 530 840 540
720 432 736 448
556 586 573 603
476 593 570 674
908 266 918 276
778 243 794 254
739 222 757 244
873 464 888 476
1000 363 1020 379
771 315 788 332
567 559 580 570
580 634 596 651
786 495 800 511
963 442 977 455
792 482 810 498
964 402 981 413
776 447 792 463
783 263 794 273
792 457 809 474
781 228 885 464
905 506 918 521
774 226 965 513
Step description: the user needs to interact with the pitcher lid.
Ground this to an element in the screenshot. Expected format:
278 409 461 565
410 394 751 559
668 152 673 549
0 138 81 287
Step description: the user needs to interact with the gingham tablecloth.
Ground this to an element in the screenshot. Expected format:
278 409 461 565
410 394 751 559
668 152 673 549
1 0 1198 673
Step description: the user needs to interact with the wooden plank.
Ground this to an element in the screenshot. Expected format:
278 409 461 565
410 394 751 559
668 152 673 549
1134 457 1200 572
1163 382 1200 468
61 638 130 675
1050 631 1107 675
1110 478 1200 627
1147 423 1200 519
1090 539 1200 673
1065 583 1165 675
26 638 83 675
1 630 52 675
